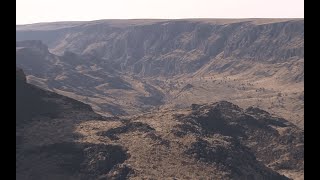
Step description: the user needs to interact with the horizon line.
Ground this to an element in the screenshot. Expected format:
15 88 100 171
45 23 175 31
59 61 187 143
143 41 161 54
16 17 304 26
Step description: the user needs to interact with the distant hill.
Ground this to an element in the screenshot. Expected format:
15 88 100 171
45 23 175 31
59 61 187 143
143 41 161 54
17 19 303 76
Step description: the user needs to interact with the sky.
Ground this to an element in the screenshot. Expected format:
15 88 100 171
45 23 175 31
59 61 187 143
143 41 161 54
16 0 304 25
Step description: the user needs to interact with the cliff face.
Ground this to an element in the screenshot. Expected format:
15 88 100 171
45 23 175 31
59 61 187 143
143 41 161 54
16 19 304 128
17 19 303 77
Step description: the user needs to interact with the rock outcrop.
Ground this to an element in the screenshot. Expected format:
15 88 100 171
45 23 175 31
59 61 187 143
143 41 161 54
174 101 304 179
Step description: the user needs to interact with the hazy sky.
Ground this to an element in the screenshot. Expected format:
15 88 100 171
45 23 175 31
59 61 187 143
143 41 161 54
16 0 304 25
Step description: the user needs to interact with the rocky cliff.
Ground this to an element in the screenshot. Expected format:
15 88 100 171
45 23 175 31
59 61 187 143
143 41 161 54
17 19 303 77
16 19 304 128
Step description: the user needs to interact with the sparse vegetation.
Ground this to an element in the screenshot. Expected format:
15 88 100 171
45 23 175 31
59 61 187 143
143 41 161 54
16 19 303 180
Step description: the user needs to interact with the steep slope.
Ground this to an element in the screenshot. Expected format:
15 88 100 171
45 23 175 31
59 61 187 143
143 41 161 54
17 19 303 77
16 68 131 180
16 19 304 128
16 41 164 116
16 19 304 84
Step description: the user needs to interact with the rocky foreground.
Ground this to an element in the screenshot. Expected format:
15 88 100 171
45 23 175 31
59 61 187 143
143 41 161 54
17 68 303 180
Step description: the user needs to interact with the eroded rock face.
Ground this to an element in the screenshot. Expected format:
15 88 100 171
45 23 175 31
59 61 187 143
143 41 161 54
17 19 304 77
15 19 304 127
